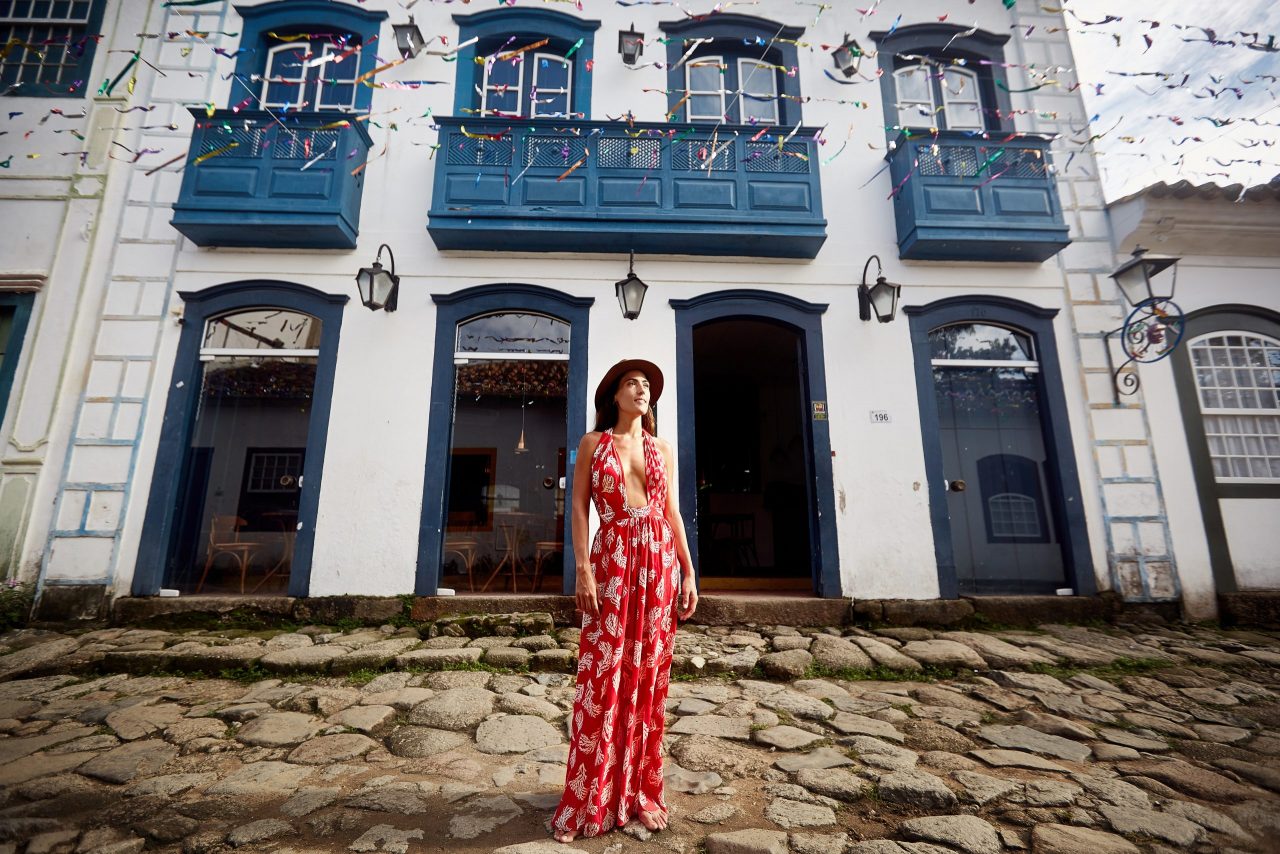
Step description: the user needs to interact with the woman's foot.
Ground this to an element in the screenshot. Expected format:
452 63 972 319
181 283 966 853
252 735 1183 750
553 831 578 844
638 807 668 831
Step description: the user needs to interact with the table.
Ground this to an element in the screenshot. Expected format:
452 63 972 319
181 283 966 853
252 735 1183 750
481 511 541 592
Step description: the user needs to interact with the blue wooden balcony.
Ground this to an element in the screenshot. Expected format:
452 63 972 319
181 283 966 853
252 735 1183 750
171 109 372 250
886 130 1070 262
427 117 827 258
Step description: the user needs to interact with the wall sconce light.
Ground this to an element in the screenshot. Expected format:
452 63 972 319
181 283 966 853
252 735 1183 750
859 255 901 323
831 33 863 78
615 251 648 320
393 17 426 60
1103 246 1185 401
1109 245 1180 308
354 244 400 312
618 24 644 65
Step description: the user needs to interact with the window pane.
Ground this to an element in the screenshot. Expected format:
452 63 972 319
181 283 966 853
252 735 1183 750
739 58 778 123
895 65 932 104
929 323 1035 361
485 88 518 113
688 61 722 92
534 92 568 117
488 59 521 87
535 53 569 89
456 313 570 355
689 94 722 120
203 309 322 351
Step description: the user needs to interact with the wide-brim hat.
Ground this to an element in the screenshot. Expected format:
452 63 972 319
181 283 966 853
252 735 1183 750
594 358 664 413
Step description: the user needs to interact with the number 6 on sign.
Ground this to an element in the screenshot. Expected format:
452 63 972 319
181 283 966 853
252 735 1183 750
869 410 891 423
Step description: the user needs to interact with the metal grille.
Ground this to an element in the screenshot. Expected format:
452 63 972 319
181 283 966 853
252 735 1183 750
524 136 589 167
247 452 303 493
445 133 513 167
272 129 339 160
597 137 661 170
0 0 94 89
200 127 263 158
744 142 810 174
671 138 735 171
918 146 979 177
1000 147 1048 178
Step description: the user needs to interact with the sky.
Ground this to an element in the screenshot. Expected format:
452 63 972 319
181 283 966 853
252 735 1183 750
1064 0 1280 200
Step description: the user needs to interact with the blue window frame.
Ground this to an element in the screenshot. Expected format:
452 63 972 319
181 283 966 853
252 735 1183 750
452 9 599 119
1 0 106 98
0 291 35 427
230 1 386 113
660 15 804 127
870 24 1013 133
133 281 347 598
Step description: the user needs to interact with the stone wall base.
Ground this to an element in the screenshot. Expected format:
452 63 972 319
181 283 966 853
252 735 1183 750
1219 592 1280 628
32 584 111 623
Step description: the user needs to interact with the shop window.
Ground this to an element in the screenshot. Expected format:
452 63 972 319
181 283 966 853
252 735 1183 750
1 0 106 97
660 14 804 126
870 24 1013 133
230 1 386 113
452 8 599 119
1189 332 1280 482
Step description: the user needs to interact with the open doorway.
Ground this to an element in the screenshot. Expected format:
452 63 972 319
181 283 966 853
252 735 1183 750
692 318 814 591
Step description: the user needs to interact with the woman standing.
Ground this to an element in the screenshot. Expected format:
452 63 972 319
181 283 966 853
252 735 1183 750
552 359 698 843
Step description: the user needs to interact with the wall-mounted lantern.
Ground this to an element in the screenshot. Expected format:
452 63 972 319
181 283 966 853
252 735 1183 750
1109 246 1180 307
354 244 400 312
393 17 426 60
615 251 648 320
831 34 863 78
858 254 901 323
619 24 644 65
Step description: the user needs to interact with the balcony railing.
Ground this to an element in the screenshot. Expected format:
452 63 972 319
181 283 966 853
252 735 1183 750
427 117 827 259
885 130 1070 262
171 109 372 250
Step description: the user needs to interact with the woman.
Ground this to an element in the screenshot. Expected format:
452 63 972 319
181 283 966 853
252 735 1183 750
551 358 698 843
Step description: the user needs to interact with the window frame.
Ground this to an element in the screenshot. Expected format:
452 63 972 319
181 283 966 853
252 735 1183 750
660 14 804 127
452 8 600 119
230 1 386 114
870 23 1014 134
0 291 36 431
1 0 107 98
1187 331 1280 484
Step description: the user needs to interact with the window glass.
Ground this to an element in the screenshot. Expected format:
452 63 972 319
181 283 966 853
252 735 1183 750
203 309 322 351
531 52 571 117
0 0 96 93
261 37 359 112
1190 333 1280 480
894 64 935 127
942 67 982 130
930 323 1035 362
687 57 725 120
483 56 522 115
456 313 570 355
317 43 359 111
738 58 778 124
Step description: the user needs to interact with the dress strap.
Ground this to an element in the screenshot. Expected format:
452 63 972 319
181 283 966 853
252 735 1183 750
642 432 667 512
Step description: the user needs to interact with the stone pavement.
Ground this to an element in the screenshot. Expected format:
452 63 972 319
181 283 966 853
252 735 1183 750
1 616 1279 854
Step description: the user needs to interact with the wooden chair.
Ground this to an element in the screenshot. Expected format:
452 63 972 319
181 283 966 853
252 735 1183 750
532 540 563 592
195 515 258 594
444 533 480 592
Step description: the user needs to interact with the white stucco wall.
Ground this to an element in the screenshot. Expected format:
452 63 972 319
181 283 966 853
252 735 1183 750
15 0 1138 604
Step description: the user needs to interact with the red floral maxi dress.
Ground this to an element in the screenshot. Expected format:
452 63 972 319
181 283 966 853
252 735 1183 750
552 430 679 838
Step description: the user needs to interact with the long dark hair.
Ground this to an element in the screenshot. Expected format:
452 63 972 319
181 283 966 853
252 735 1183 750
593 376 658 436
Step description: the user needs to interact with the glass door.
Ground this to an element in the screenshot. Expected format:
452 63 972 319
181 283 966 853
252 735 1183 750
444 313 569 594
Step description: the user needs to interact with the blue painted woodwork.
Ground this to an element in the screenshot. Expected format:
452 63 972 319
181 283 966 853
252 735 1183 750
418 285 594 597
0 292 35 427
659 15 805 127
133 282 348 598
231 1 386 112
668 290 842 598
452 9 600 117
904 296 1095 598
886 130 1070 262
428 117 827 258
171 109 372 249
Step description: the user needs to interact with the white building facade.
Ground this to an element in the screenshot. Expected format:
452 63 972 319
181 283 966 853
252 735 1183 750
0 0 1210 618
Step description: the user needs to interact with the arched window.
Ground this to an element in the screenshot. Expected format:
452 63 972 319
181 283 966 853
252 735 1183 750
987 493 1042 539
892 63 981 130
660 15 804 127
1188 332 1280 481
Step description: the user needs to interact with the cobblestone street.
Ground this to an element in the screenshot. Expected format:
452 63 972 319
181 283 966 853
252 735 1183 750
2 615 1279 854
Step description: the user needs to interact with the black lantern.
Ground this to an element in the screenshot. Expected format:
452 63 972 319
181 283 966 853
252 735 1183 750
393 16 426 60
859 254 901 323
354 244 400 312
618 23 644 65
615 251 648 320
1109 246 1180 307
831 33 863 78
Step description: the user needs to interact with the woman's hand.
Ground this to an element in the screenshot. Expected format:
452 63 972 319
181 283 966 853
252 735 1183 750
576 567 599 619
678 572 698 620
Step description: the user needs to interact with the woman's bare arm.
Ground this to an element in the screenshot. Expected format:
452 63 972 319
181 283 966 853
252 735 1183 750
572 432 603 618
659 437 698 619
